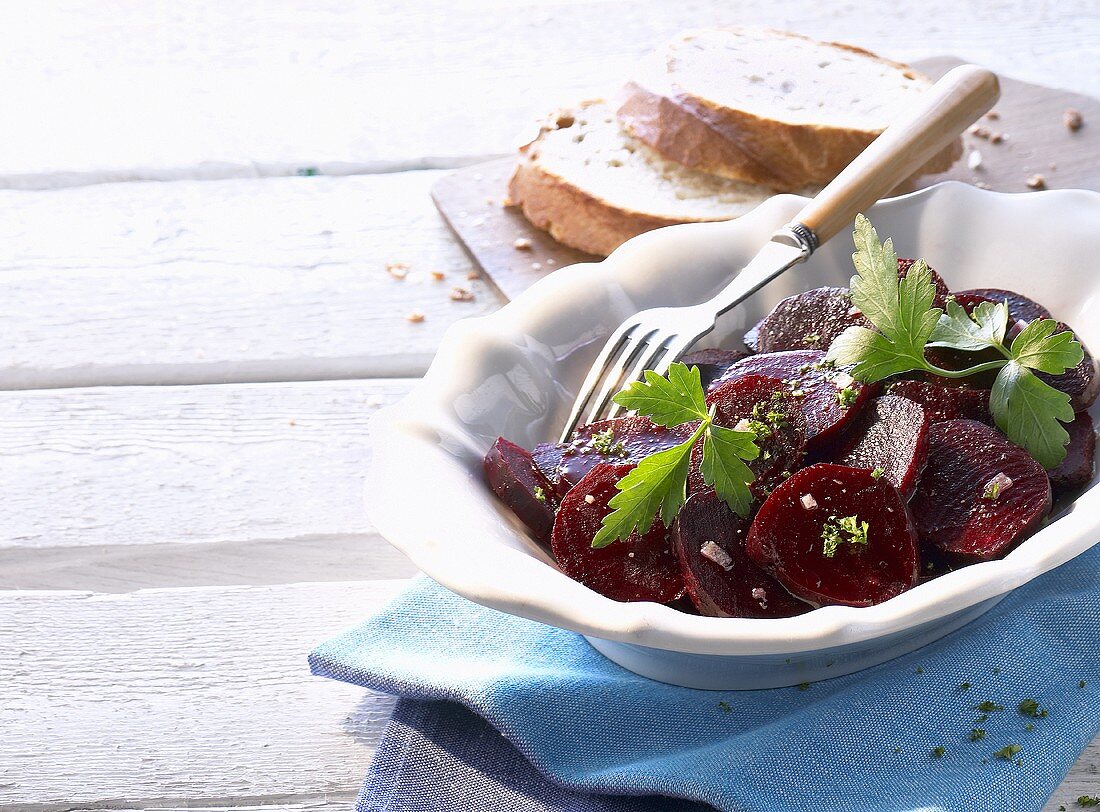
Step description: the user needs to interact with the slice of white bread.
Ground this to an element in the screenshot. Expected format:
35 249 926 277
617 28 962 190
508 101 800 256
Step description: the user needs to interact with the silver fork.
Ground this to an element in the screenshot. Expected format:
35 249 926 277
560 64 999 442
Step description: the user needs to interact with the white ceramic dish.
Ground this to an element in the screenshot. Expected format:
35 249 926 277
366 182 1100 689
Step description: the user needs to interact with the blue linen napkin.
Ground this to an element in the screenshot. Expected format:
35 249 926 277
311 545 1100 812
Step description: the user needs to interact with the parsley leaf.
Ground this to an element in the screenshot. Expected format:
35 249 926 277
613 365 708 427
701 424 758 517
990 363 1074 469
591 439 697 548
1010 318 1084 374
591 363 760 547
827 214 1083 469
929 298 1009 351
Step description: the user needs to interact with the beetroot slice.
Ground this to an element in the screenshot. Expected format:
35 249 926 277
550 463 685 603
1036 324 1099 411
1049 411 1096 495
687 374 807 499
746 463 920 607
484 437 558 540
744 287 871 354
715 350 876 453
958 288 1051 323
675 490 811 618
899 257 950 296
681 348 751 390
888 380 991 424
533 415 694 499
910 420 1051 562
832 395 930 498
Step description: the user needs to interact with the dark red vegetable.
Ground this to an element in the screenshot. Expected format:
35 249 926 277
484 437 558 540
1036 324 1098 412
958 288 1051 323
714 350 876 453
680 348 751 390
1049 411 1096 496
888 380 991 424
832 395 930 498
687 374 806 499
675 490 810 618
533 415 694 499
744 287 870 354
910 420 1051 562
550 463 685 603
746 463 920 607
898 257 950 296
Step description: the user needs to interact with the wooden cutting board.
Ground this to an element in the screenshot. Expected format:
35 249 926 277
432 56 1098 302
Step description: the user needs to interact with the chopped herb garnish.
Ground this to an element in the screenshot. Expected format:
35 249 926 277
969 728 986 741
976 701 1004 712
975 713 990 724
1078 796 1100 807
296 166 320 176
993 667 1002 675
932 745 946 758
1018 698 1047 718
590 427 627 457
837 385 859 407
994 743 1022 760
893 746 902 754
1080 680 1087 689
534 485 547 503
871 467 885 479
1025 723 1035 732
717 700 731 713
915 667 924 674
827 214 1083 468
803 332 822 343
821 514 870 557
960 681 971 690
591 364 760 547
798 682 810 691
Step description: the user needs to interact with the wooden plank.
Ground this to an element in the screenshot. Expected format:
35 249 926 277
0 580 1094 810
0 580 405 811
434 60 1100 299
0 380 412 553
0 1 1098 187
0 174 497 388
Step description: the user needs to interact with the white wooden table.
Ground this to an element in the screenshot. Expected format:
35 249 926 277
2 2 1097 809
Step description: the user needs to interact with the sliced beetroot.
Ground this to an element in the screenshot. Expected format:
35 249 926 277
675 490 811 618
958 288 1052 323
687 374 806 499
484 437 558 540
898 257 950 296
714 350 876 454
744 287 870 354
910 420 1051 562
746 463 920 607
832 395 930 498
1049 411 1096 495
550 463 685 603
1036 324 1099 411
681 348 750 390
533 415 694 499
888 380 991 424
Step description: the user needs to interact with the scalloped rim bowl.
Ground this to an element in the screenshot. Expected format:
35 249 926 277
366 182 1100 689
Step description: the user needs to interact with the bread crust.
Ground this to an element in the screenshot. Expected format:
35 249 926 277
617 30 962 190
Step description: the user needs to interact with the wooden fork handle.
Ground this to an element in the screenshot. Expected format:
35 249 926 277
793 64 1000 246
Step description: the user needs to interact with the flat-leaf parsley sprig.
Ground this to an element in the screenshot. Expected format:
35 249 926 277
828 214 1082 469
590 363 759 548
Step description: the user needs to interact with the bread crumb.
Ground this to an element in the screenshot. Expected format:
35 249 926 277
986 110 1000 120
386 262 409 280
584 494 596 504
531 262 543 271
967 150 983 170
975 181 992 190
405 311 425 323
485 197 494 206
1064 108 1084 131
1026 174 1046 190
1049 162 1057 171
501 196 515 208
430 271 446 281
513 237 533 251
990 132 1006 144
450 287 476 302
466 270 481 281
968 125 990 139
